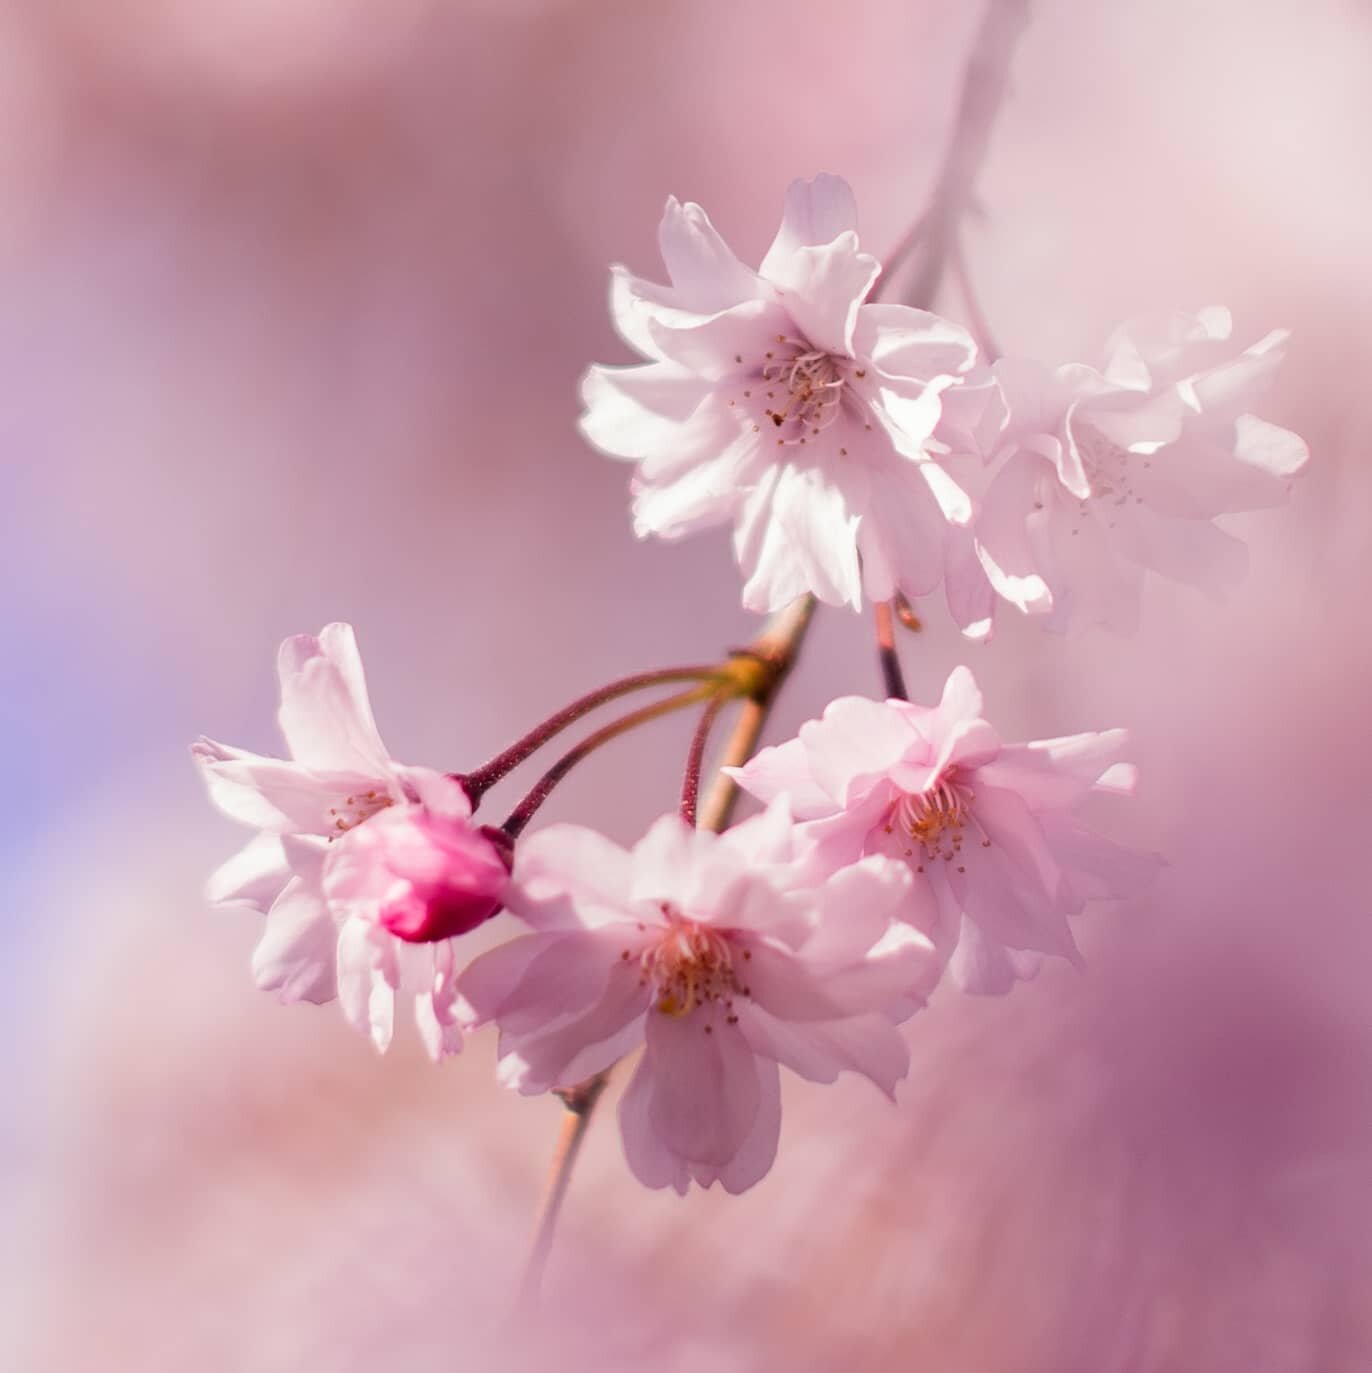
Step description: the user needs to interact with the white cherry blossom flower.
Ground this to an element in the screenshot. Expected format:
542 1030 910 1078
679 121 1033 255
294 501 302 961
580 174 979 612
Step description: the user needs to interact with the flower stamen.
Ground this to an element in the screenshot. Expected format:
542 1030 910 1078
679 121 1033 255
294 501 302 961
641 914 743 1020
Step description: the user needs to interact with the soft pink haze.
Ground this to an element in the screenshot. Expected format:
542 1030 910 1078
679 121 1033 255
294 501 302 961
4 1 1371 1369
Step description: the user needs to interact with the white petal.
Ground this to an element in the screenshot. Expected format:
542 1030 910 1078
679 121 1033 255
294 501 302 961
206 833 290 909
277 623 391 776
252 876 339 1005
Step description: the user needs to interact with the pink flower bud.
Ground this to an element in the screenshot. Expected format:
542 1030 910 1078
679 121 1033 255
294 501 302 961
324 806 511 944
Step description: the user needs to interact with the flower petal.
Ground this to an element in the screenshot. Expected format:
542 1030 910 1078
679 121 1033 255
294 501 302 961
643 1008 762 1169
206 832 290 909
740 1004 908 1098
658 196 762 311
252 875 339 1005
277 623 391 777
336 917 399 1052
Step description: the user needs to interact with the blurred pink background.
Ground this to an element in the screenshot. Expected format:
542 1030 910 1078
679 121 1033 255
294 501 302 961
4 1 1370 1368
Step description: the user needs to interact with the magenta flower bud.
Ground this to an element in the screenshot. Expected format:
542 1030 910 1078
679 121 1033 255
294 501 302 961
324 805 511 945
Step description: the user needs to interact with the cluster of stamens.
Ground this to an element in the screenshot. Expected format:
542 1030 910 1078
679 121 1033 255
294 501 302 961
327 789 393 840
1070 420 1153 533
889 775 990 873
626 906 751 1030
730 334 869 449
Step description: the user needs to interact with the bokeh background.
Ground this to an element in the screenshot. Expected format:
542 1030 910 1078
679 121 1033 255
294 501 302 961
3 1 1370 1368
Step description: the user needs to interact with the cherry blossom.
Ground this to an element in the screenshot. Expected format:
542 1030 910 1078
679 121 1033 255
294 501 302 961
192 623 507 1059
729 668 1160 995
939 308 1309 634
458 804 938 1193
579 173 979 612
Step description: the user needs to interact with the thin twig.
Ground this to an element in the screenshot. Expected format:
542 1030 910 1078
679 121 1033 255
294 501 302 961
696 593 817 834
517 1073 610 1309
950 231 1003 361
885 0 1030 310
874 601 909 701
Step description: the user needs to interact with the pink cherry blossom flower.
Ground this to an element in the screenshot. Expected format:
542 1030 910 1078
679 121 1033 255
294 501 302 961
940 308 1309 635
580 173 979 612
458 804 938 1193
192 623 504 1059
729 668 1160 995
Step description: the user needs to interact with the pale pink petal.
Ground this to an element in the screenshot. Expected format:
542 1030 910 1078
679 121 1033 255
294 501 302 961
496 960 649 1094
619 1053 691 1194
205 832 290 909
725 737 836 819
252 876 339 1005
336 917 398 1052
712 1057 782 1194
578 363 722 465
507 824 637 931
979 730 1131 809
647 297 791 381
277 624 390 776
798 695 921 807
952 853 1081 962
473 930 621 1038
947 916 1040 995
643 1009 762 1169
1187 327 1287 416
455 933 548 1028
851 303 978 382
767 235 880 357
191 738 366 834
414 942 463 1061
759 173 860 273
943 526 997 640
975 453 1055 613
1232 412 1308 479
1111 504 1249 596
739 1005 908 1099
971 781 1063 900
734 463 863 612
1102 307 1232 390
606 264 702 360
1039 815 1164 900
658 196 762 311
854 458 952 602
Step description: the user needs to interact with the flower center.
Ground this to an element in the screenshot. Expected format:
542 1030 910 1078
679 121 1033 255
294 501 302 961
327 789 393 839
1070 420 1153 530
637 912 748 1022
731 334 871 449
890 775 991 871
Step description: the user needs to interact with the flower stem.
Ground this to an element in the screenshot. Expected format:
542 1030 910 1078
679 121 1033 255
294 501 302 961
517 1072 610 1310
874 600 909 701
461 664 729 802
500 683 719 839
680 690 730 827
881 0 1029 310
515 594 817 1306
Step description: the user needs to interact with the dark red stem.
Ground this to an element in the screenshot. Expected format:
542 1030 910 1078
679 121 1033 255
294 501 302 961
679 691 729 827
460 665 725 803
500 684 715 839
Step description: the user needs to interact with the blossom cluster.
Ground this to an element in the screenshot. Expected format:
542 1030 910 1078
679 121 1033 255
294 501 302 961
581 177 1307 634
193 175 1305 1197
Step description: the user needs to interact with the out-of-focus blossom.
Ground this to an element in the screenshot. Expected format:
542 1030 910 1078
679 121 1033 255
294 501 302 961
459 804 938 1193
580 174 979 612
940 308 1309 634
191 623 495 1059
730 667 1159 995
